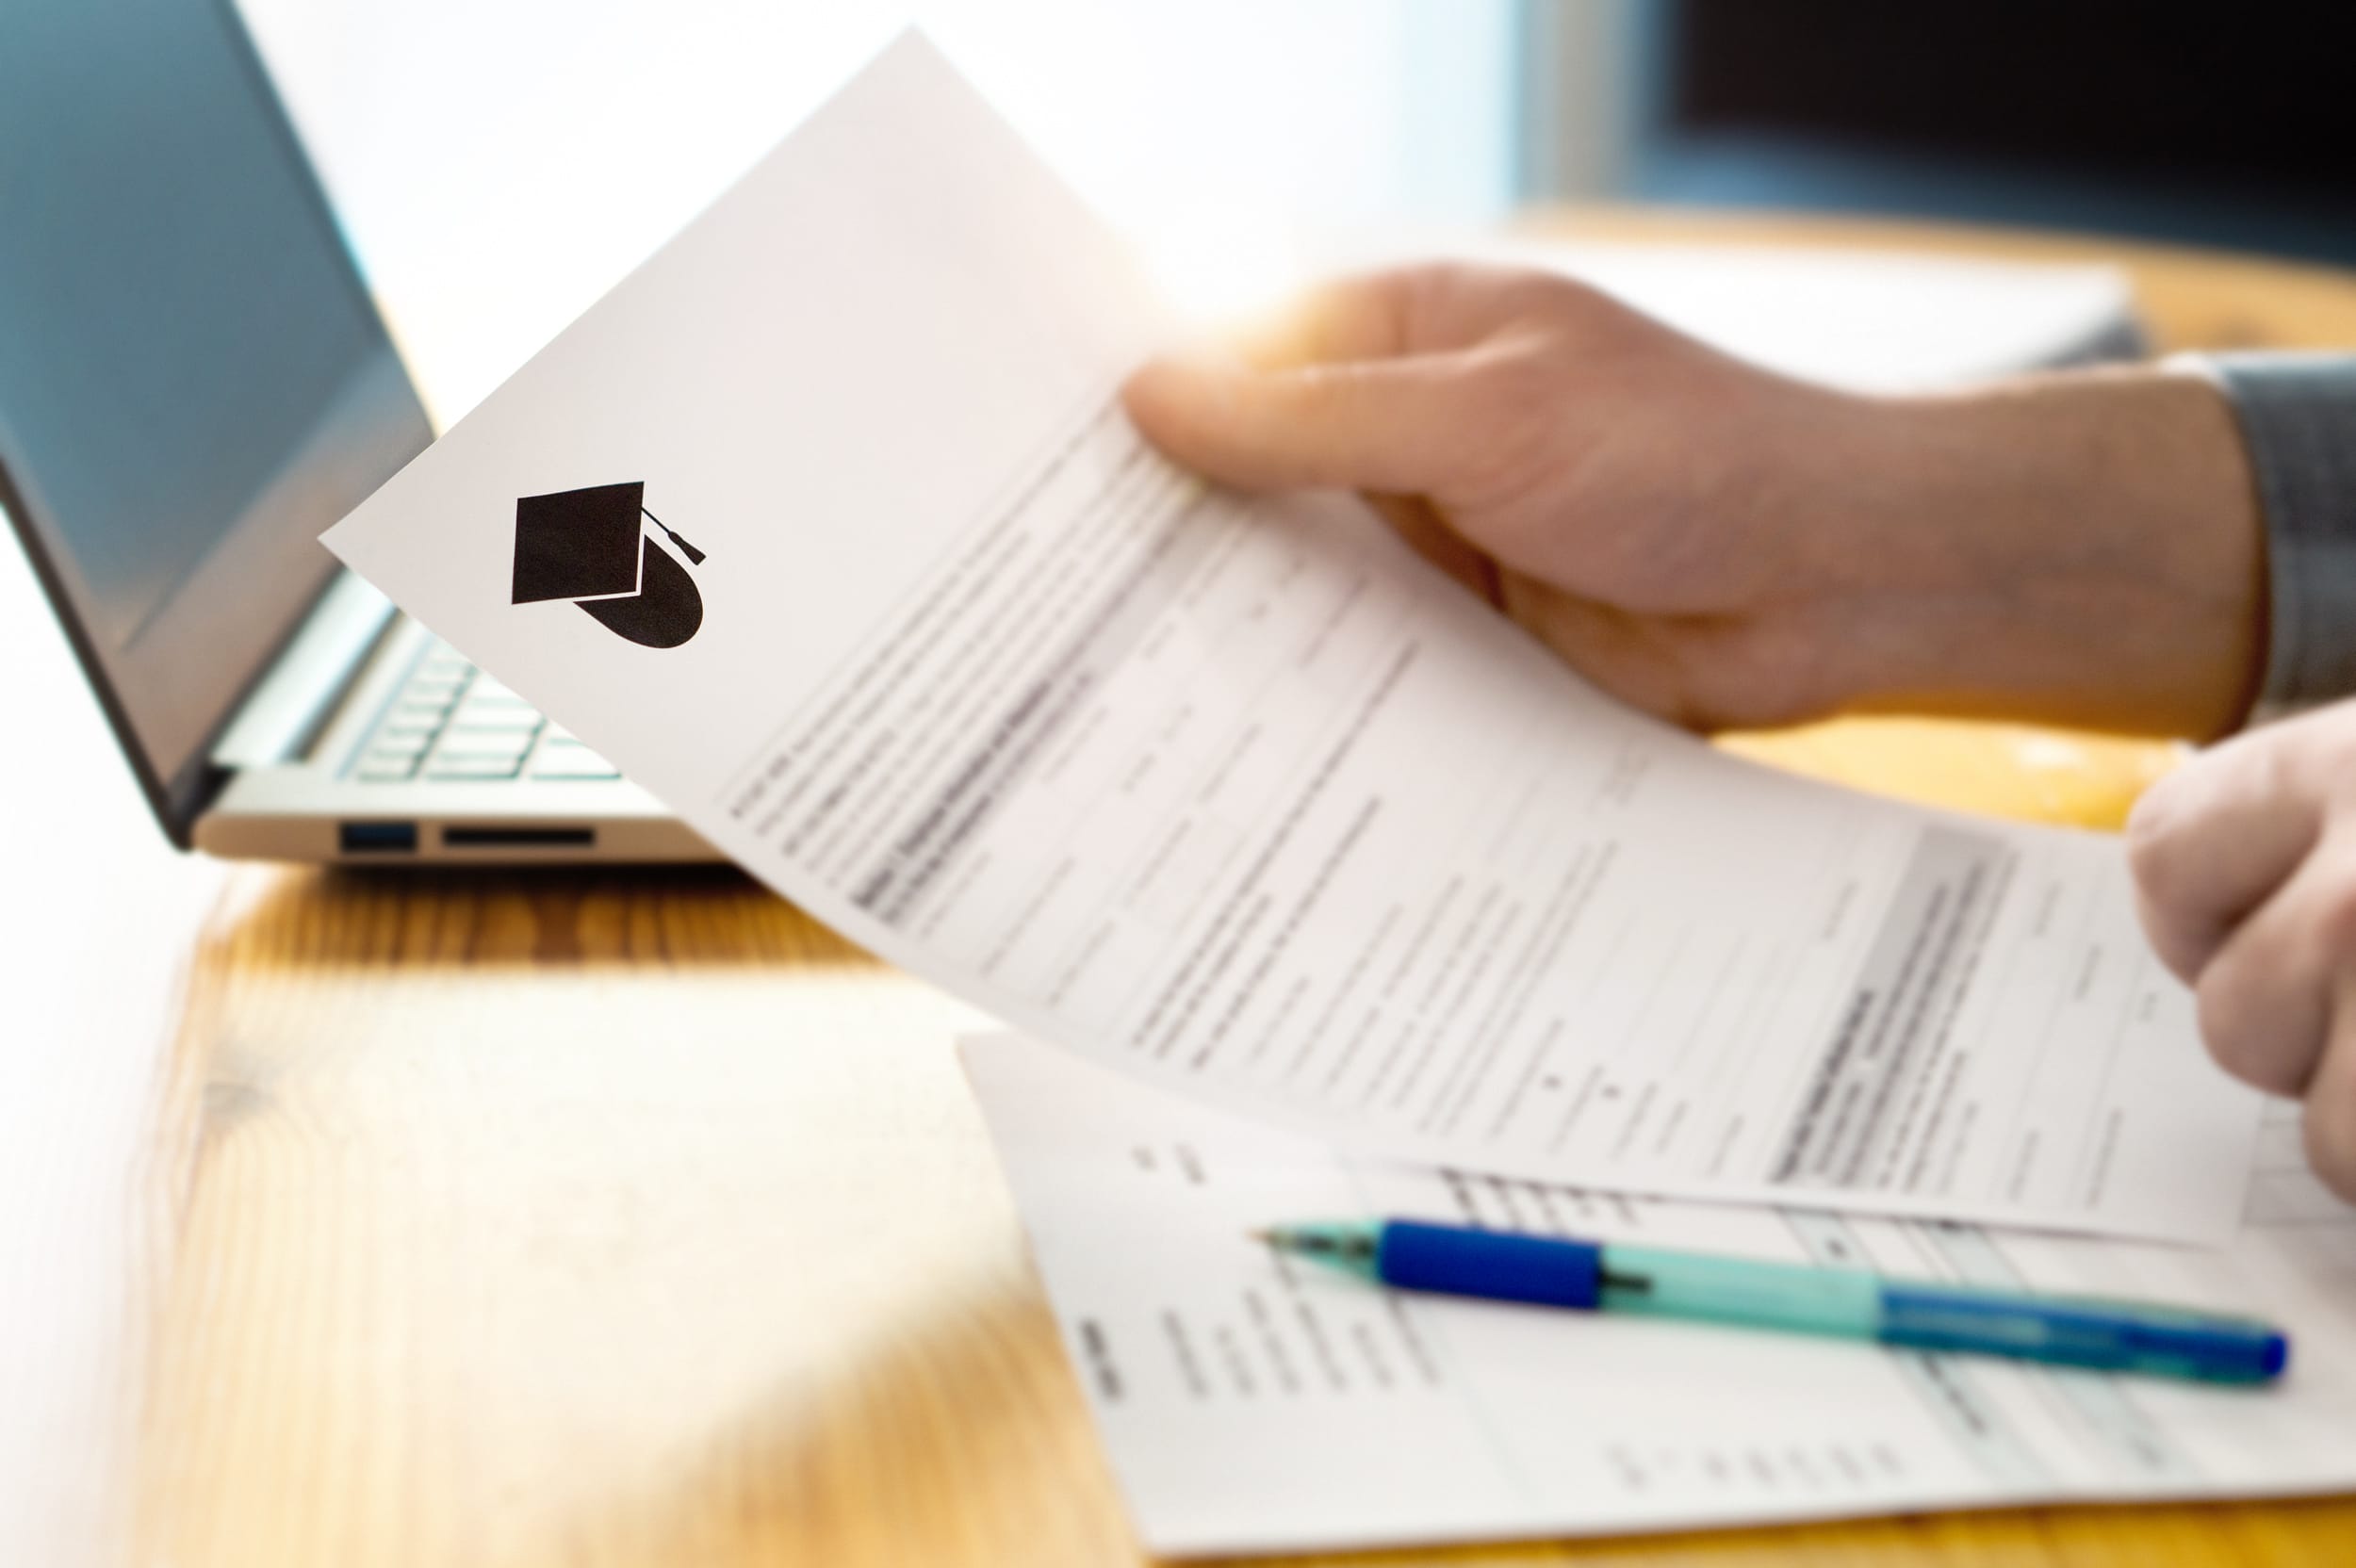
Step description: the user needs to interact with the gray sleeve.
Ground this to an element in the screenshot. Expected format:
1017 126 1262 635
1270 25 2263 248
2194 352 2356 709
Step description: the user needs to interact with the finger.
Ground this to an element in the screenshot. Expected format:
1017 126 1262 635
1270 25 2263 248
2193 832 2353 1096
2126 731 2323 982
1497 587 1706 728
1222 263 1547 369
1123 353 1469 496
1503 586 1845 732
2301 970 2356 1204
1221 270 1415 369
1364 493 1501 607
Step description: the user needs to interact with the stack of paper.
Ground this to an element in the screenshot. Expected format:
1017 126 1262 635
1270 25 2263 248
320 35 2355 1555
964 1033 2356 1554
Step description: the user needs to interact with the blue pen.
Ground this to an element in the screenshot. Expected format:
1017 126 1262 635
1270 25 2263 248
1257 1218 2288 1384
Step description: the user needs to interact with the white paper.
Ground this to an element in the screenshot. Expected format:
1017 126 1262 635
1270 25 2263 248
1525 244 2143 392
321 33 2260 1241
963 1031 2356 1557
1324 234 2145 393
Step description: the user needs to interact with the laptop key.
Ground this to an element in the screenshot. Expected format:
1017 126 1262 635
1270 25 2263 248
425 757 526 781
442 734 536 757
529 740 621 780
450 687 535 712
349 643 558 786
446 710 541 734
357 751 424 781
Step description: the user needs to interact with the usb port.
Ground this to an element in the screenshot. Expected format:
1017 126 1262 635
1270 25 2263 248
339 821 418 854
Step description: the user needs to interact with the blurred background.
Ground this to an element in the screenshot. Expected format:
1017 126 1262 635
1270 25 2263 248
237 0 2356 421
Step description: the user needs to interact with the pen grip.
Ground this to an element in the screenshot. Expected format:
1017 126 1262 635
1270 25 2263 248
1378 1222 1604 1308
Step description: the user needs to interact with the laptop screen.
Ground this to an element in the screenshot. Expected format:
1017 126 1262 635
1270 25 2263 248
0 0 431 843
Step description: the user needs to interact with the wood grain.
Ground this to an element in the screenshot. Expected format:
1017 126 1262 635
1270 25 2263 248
124 211 2356 1565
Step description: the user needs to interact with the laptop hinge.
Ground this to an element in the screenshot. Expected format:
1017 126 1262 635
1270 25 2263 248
210 569 399 768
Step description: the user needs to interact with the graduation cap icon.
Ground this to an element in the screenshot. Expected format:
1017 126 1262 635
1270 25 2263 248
511 482 707 648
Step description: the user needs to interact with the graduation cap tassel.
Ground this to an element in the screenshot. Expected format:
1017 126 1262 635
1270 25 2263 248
642 506 708 566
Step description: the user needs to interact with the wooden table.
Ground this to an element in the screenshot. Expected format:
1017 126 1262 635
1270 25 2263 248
111 210 2356 1565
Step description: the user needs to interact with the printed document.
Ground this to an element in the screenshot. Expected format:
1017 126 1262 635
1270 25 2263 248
321 33 2260 1239
964 1032 2356 1556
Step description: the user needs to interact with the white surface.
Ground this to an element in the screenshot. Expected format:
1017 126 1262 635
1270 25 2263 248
1528 242 2142 393
236 0 1517 428
0 513 224 1564
321 35 2259 1242
964 1031 2356 1557
1328 234 2145 393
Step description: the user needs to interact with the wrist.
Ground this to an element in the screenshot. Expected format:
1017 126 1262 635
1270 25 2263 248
1809 368 2266 737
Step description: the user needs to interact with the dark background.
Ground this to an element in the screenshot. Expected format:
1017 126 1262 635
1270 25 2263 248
1625 0 2356 263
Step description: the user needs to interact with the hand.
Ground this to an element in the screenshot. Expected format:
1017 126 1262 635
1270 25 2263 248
1124 262 2266 735
2130 701 2356 1201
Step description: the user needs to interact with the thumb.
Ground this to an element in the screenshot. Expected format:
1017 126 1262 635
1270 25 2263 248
1123 351 1464 496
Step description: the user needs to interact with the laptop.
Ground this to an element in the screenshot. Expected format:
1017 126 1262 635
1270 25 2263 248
0 0 713 864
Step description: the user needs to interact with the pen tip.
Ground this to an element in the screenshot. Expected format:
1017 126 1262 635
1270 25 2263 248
1247 1228 1276 1246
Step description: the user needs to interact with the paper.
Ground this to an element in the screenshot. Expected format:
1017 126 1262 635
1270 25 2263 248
1327 236 2145 394
321 33 2259 1240
963 1031 2356 1557
1527 244 2144 392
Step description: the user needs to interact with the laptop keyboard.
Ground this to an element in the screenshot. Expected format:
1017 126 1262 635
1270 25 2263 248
349 637 621 784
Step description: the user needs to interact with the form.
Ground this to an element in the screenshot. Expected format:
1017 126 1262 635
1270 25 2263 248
321 33 2260 1240
963 1032 2356 1557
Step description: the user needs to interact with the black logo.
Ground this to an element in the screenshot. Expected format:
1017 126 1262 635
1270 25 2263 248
511 482 707 648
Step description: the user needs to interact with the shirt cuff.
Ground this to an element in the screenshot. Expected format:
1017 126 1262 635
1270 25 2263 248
2174 351 2356 711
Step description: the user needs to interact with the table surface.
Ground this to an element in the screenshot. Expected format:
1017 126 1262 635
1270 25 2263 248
106 207 2356 1566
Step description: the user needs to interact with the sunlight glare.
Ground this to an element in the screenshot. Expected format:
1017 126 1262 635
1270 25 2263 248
1133 207 1314 330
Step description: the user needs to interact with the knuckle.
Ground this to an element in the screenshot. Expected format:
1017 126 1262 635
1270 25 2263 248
2124 776 2198 904
2229 720 2321 816
2246 724 2306 803
2196 965 2313 1095
2303 1097 2356 1206
2124 734 2291 906
2130 887 2202 986
2281 699 2356 776
1475 347 1559 422
2195 973 2262 1082
1509 269 1609 320
2315 874 2356 959
1393 262 1496 344
1408 262 1627 350
1457 358 1562 504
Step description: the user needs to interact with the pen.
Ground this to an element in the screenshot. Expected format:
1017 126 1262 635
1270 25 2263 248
1255 1218 2288 1384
